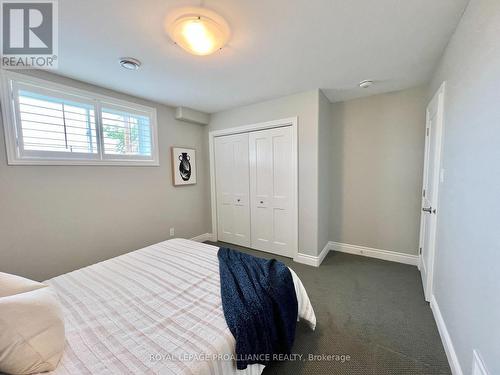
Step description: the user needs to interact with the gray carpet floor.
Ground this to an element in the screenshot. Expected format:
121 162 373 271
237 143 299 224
207 241 451 375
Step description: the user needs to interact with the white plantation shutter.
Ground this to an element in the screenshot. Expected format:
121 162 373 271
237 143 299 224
17 88 98 157
2 72 158 165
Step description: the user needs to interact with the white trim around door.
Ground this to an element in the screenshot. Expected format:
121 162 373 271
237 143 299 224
209 117 299 258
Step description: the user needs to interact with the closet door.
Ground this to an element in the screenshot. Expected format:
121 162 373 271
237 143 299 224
249 126 294 257
214 133 251 247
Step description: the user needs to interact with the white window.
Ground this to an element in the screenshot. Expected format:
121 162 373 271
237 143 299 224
1 72 159 165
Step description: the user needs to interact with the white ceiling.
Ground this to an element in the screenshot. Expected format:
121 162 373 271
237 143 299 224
57 0 469 113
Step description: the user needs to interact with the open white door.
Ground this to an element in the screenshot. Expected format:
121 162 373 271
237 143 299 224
419 82 446 301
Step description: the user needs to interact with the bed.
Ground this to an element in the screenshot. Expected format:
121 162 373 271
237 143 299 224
45 239 316 375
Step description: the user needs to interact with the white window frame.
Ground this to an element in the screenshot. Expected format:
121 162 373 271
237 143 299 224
1 71 160 166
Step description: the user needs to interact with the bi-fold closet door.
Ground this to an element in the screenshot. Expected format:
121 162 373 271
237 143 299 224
214 126 295 257
214 133 251 247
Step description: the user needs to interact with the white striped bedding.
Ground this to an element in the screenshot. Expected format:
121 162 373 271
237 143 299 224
45 238 316 375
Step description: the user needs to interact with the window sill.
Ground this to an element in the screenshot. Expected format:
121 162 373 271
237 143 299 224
6 158 160 167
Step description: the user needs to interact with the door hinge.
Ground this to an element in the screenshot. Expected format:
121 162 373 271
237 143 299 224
426 128 430 136
419 247 422 255
423 189 426 197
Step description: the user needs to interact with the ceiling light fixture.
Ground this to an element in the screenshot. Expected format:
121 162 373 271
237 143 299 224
119 57 141 70
165 7 230 56
359 80 374 89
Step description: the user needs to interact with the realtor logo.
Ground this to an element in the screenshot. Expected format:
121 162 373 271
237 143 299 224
1 0 58 69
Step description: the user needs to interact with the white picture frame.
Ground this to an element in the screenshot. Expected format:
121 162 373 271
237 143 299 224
171 147 197 186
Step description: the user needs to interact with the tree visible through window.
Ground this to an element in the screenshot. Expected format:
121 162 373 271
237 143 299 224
101 108 151 156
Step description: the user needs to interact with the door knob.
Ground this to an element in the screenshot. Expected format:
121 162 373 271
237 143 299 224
260 201 264 204
237 199 241 202
422 207 433 213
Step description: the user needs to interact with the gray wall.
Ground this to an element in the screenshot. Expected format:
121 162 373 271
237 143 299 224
330 87 427 255
428 0 500 373
0 71 211 281
209 90 321 256
317 90 332 251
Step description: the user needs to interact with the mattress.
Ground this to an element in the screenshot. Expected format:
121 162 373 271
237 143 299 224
45 238 316 375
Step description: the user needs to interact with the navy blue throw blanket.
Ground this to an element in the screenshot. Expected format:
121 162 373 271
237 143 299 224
217 247 298 370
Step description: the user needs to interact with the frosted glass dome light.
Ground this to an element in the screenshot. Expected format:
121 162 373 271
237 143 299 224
166 8 231 56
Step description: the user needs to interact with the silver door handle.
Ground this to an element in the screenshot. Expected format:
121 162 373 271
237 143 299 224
422 207 433 213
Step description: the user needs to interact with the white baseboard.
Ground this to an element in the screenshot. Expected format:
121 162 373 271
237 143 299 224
317 242 331 265
294 242 331 267
330 242 419 266
430 295 463 375
294 241 419 268
293 253 320 267
195 237 418 268
190 233 215 242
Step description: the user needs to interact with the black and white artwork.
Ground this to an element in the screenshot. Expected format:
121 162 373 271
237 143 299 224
171 147 197 186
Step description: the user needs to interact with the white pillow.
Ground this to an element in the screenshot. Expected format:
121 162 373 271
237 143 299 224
0 272 65 374
0 272 46 298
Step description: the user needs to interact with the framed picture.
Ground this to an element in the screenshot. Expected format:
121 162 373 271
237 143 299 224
171 147 197 186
